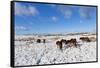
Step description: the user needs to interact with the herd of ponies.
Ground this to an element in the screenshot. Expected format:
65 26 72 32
15 36 96 50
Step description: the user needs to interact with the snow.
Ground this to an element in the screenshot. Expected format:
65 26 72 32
14 34 97 66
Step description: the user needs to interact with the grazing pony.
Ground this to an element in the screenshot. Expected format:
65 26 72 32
80 37 90 42
43 39 46 43
37 39 41 43
56 41 63 50
61 39 67 44
67 38 77 47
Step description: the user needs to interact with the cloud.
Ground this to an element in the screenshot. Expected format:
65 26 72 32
79 7 91 19
15 26 27 30
57 5 72 19
52 16 58 21
79 20 83 23
15 3 39 16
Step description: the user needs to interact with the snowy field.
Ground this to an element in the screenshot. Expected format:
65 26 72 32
14 33 97 66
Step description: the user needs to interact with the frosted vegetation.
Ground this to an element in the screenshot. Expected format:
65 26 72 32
15 33 97 66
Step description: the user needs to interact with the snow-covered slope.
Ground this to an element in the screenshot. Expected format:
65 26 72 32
14 34 97 66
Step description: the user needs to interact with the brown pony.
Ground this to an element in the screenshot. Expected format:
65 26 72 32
66 38 77 47
80 37 90 42
56 41 63 50
36 39 41 43
61 39 67 44
43 39 46 43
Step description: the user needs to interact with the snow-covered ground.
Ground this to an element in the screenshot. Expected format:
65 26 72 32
14 34 97 66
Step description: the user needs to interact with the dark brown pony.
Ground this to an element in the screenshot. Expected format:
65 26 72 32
37 39 41 43
43 39 46 43
61 39 67 44
65 38 77 47
56 41 63 50
80 37 90 42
